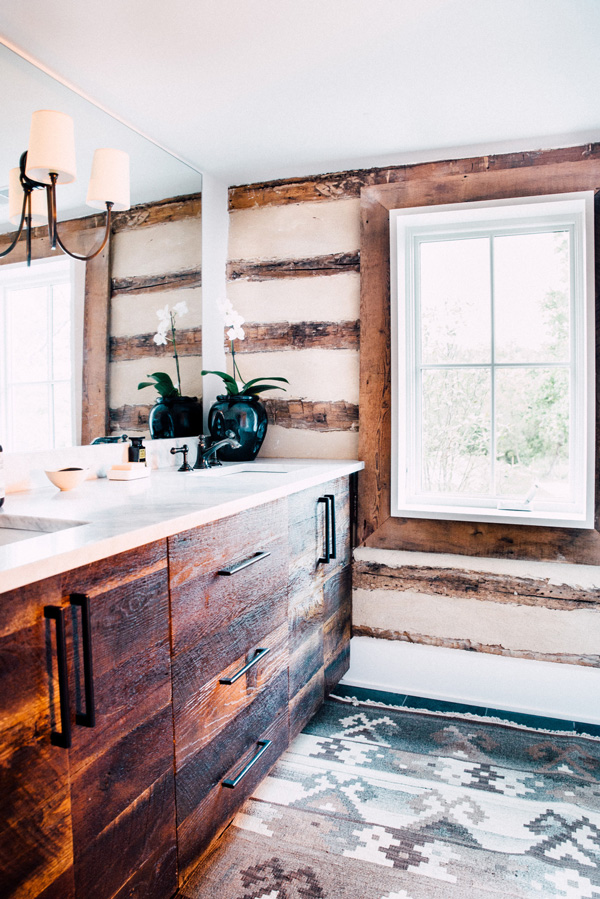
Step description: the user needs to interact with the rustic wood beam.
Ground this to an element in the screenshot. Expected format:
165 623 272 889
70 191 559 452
109 404 152 431
353 559 600 610
110 327 202 362
111 268 202 297
112 193 202 233
351 625 600 668
227 252 359 281
264 398 358 431
229 144 600 209
239 321 359 352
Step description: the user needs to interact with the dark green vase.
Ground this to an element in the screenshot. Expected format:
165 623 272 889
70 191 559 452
149 396 203 439
208 394 268 461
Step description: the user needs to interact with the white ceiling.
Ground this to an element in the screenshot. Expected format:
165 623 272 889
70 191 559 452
1 0 600 185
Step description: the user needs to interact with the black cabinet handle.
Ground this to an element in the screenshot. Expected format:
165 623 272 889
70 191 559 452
219 647 271 685
70 594 96 728
325 494 337 560
217 550 271 576
222 739 272 789
318 496 331 564
44 606 71 749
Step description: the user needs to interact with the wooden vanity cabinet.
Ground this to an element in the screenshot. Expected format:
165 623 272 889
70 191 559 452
288 477 352 738
0 541 177 899
168 499 290 885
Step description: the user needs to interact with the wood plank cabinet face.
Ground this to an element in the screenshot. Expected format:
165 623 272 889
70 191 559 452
0 541 177 899
168 499 290 885
288 478 352 738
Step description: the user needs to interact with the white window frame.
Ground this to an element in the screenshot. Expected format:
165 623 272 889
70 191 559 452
0 255 83 451
390 191 595 529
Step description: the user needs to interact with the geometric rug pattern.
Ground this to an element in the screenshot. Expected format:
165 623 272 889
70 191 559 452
182 696 600 899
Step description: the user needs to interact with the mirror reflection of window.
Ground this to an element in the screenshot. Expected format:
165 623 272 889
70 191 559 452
0 255 84 451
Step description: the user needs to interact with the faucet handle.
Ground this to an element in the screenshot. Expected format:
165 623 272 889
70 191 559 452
170 444 193 472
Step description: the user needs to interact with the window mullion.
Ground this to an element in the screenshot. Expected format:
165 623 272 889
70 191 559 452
489 235 496 499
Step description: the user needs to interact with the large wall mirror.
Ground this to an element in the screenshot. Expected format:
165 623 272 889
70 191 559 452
0 44 202 451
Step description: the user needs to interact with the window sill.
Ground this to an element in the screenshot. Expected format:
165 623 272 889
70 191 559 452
392 502 593 530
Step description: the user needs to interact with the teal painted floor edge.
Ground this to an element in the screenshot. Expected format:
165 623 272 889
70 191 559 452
333 683 600 737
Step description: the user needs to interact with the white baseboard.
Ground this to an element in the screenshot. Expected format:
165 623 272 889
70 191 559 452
341 636 600 725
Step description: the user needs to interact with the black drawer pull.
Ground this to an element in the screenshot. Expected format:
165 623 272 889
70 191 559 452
325 494 337 560
44 606 71 749
217 550 271 576
318 496 331 564
222 739 272 789
219 647 271 685
70 594 96 728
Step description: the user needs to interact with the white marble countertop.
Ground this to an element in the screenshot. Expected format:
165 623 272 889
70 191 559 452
0 459 363 593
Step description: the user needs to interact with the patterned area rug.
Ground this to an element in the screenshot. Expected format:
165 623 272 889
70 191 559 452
182 696 600 899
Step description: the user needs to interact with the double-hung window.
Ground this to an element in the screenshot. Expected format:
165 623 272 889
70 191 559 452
390 192 595 528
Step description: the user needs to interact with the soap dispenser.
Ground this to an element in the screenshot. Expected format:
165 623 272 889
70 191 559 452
128 436 147 464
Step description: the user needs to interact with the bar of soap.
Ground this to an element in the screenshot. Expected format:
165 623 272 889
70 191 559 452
107 463 150 480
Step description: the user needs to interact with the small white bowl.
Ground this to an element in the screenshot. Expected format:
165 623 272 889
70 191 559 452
44 467 90 491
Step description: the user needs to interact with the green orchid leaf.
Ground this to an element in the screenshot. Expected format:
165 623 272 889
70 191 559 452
244 384 288 395
242 376 289 390
201 369 238 385
138 372 179 397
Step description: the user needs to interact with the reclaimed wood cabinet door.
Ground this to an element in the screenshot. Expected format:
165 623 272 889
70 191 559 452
288 477 352 737
0 540 177 899
169 499 290 885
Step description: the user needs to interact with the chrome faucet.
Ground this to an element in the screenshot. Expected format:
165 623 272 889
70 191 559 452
194 432 241 469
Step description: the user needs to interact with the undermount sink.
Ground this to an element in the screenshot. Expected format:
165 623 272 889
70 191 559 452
189 462 306 479
0 514 87 547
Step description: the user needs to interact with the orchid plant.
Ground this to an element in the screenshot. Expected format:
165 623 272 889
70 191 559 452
137 301 189 397
202 299 289 397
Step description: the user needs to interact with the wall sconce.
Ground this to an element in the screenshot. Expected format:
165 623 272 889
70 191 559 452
1 109 130 266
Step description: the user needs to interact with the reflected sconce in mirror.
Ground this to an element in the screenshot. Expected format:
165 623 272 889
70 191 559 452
2 109 130 266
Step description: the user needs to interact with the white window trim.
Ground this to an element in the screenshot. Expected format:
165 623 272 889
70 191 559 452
390 191 596 529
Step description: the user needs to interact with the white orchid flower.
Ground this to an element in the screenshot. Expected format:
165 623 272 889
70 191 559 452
156 304 170 325
217 298 234 316
227 324 245 341
173 300 188 317
153 330 168 346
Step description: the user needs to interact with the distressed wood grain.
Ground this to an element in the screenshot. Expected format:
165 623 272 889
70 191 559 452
227 252 359 281
264 398 358 431
111 267 202 297
112 192 201 232
110 326 202 361
352 624 600 668
353 560 600 610
238 320 359 352
229 144 600 209
109 404 151 431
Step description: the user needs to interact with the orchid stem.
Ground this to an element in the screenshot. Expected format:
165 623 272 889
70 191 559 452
231 341 244 388
172 313 182 395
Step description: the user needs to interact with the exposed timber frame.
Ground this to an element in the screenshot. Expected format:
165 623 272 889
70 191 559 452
358 145 600 563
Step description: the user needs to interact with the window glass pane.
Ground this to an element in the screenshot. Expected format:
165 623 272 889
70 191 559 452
7 286 49 382
52 282 72 380
419 237 491 364
53 381 73 447
10 383 51 452
495 368 571 501
421 369 491 495
494 231 570 363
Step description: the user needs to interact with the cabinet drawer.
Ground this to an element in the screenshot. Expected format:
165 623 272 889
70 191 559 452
173 621 289 769
177 711 288 883
169 500 288 656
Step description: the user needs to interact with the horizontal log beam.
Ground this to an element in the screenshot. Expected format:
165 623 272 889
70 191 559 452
227 252 359 281
111 268 202 297
112 192 202 232
264 398 358 431
110 327 202 362
229 144 600 209
353 560 600 610
351 625 600 669
109 404 152 431
239 320 359 353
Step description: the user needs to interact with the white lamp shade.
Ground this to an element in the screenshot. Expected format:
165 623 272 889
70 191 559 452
86 148 130 211
8 168 47 226
26 110 77 185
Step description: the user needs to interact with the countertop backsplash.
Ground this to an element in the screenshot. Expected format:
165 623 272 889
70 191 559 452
3 437 188 493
